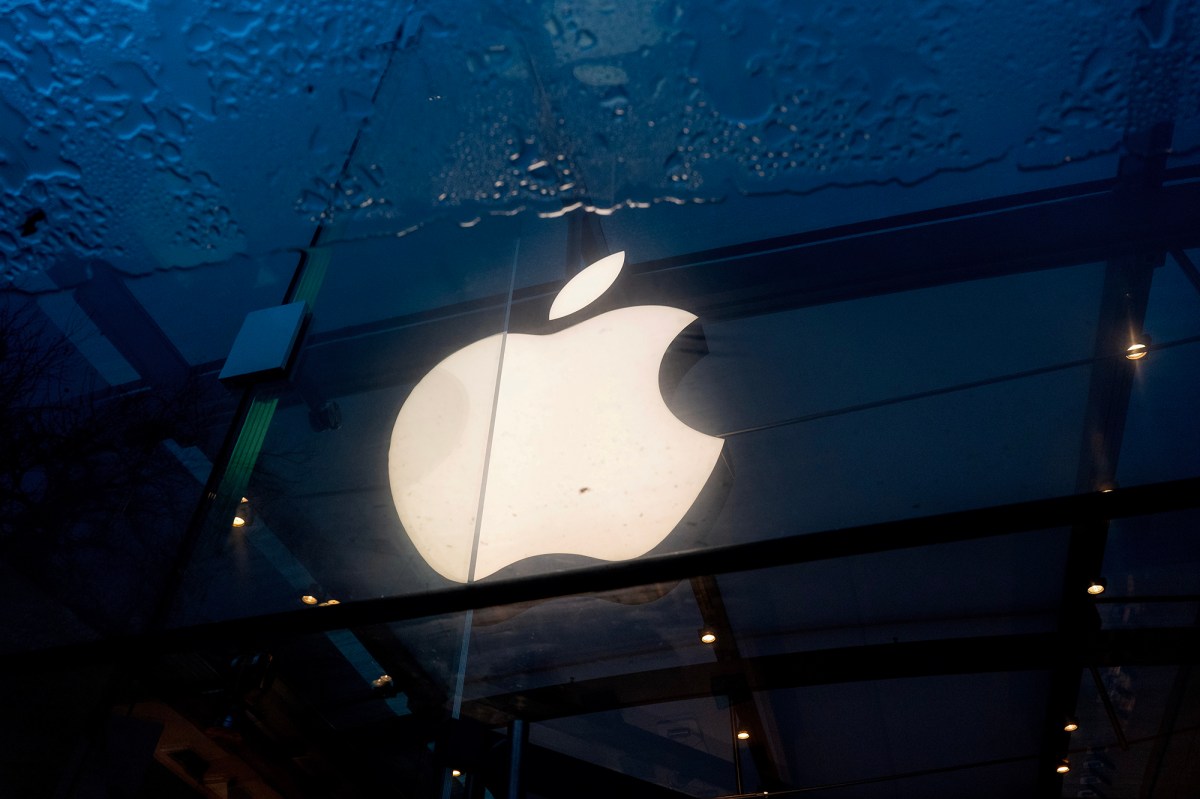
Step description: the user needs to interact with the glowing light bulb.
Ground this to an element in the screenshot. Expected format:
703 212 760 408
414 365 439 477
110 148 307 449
700 631 717 644
301 595 318 605
1056 759 1070 774
1087 579 1106 596
1063 720 1078 732
232 515 246 528
736 730 750 741
1125 342 1147 360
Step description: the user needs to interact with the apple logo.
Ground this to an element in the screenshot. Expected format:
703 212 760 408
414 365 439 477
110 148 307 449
389 251 724 583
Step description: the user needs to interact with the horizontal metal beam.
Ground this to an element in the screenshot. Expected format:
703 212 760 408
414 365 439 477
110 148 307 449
628 176 1199 321
2 476 1197 670
523 742 697 799
463 627 1200 727
291 177 1200 399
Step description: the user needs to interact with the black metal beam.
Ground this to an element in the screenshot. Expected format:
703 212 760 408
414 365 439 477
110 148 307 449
522 742 696 799
2 475 1197 671
51 260 192 390
1037 253 1158 791
1137 659 1197 798
1171 248 1200 297
690 575 787 790
290 176 1200 401
459 628 1200 727
1035 118 1170 796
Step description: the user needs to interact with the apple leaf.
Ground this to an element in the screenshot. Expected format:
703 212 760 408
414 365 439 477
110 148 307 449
548 251 625 320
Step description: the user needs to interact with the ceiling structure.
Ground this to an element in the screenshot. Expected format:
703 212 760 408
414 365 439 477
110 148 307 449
2 2 1200 798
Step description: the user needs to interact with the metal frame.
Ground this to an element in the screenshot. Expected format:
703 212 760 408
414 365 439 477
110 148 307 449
8 163 1200 798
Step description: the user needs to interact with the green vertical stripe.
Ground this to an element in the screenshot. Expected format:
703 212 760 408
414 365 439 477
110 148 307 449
209 394 280 539
291 244 332 306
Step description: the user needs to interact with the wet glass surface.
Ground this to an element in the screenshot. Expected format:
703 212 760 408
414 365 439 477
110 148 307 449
2 3 1200 797
4 1 1199 283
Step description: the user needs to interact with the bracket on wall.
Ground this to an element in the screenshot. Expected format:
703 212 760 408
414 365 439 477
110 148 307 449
218 301 310 387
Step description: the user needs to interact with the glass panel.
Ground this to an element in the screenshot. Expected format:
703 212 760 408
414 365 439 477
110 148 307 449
6 0 1170 277
453 530 1064 797
720 529 1068 658
1117 249 1200 488
123 251 298 365
0 259 247 652
4 0 1197 282
1064 665 1192 799
463 580 713 701
323 0 1194 255
170 224 1122 614
169 226 519 626
0 1 407 281
4 3 1200 797
435 247 1104 590
1097 508 1200 630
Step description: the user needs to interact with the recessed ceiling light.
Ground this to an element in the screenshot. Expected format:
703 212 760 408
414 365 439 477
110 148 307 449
700 631 717 644
1087 578 1107 596
232 515 246 528
1056 758 1070 774
318 598 340 606
736 730 750 740
1063 718 1078 732
1123 333 1152 359
371 674 392 689
451 769 462 778
301 595 318 605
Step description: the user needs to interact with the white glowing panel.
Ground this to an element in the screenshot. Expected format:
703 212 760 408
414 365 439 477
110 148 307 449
389 252 724 582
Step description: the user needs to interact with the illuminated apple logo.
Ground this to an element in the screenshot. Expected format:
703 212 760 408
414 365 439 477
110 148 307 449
389 252 723 583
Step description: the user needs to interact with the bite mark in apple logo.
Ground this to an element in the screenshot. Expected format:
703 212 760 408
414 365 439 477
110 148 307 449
389 251 724 582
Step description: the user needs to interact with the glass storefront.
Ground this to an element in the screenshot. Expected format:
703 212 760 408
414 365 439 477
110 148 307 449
3 2 1199 798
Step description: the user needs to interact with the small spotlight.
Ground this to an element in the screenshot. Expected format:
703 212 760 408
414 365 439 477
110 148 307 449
1063 718 1079 732
1056 758 1070 774
1123 333 1152 359
1087 578 1107 596
233 497 253 528
700 630 717 644
736 730 750 741
371 674 392 689
318 598 340 606
301 595 319 605
451 769 462 778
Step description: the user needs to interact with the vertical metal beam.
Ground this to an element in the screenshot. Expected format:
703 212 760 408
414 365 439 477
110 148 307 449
729 702 744 795
1088 665 1130 751
1035 106 1175 794
691 575 788 790
1170 248 1200 297
507 719 529 799
1037 252 1158 797
1136 607 1200 798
